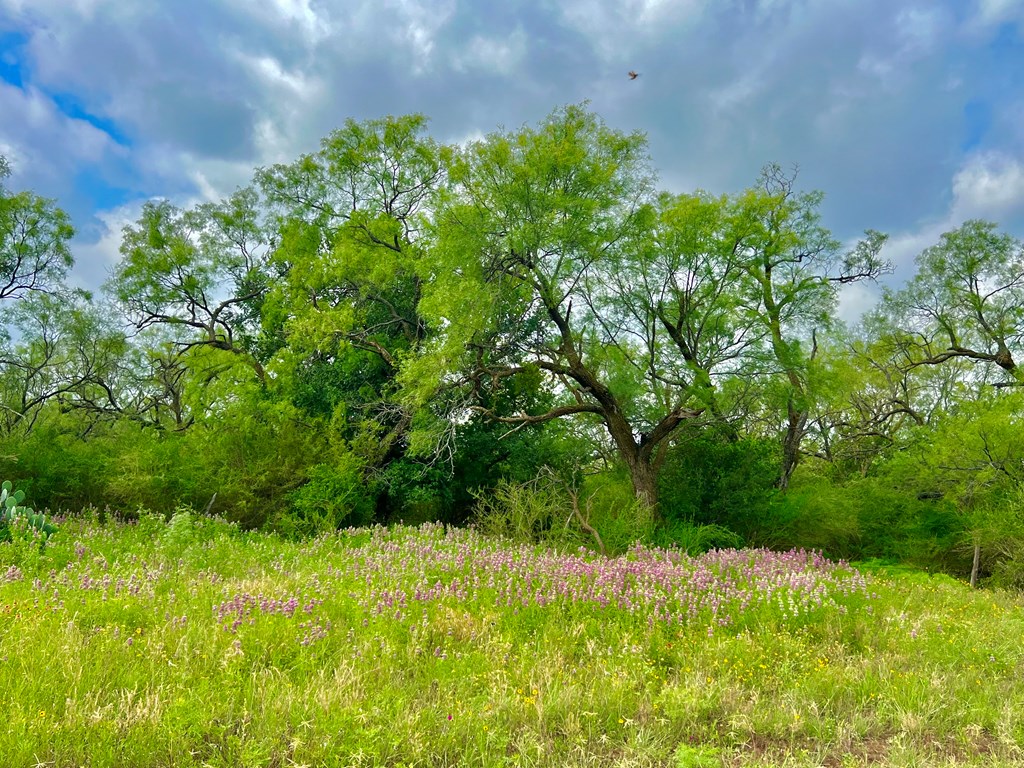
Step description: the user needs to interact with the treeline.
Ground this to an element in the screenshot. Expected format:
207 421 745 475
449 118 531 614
1 107 1023 583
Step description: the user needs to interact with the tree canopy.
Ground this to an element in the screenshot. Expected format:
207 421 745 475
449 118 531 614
2 110 1024 584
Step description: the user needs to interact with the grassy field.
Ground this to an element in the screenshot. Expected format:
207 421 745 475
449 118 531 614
1 512 1023 767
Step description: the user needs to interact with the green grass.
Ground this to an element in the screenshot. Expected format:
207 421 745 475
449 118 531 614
1 513 1022 767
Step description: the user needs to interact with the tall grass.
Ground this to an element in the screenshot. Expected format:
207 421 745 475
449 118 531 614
1 513 1022 766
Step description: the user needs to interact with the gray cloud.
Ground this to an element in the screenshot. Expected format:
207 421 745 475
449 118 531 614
1 0 1022 306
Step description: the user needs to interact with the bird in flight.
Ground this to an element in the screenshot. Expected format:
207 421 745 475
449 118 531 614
628 71 640 80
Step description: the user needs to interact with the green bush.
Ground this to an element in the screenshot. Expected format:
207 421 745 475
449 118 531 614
652 520 743 553
969 485 1024 589
657 429 779 543
378 459 452 525
473 468 655 556
578 471 655 555
472 475 570 548
278 456 377 537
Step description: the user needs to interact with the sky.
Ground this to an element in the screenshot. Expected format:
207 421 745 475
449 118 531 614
1 0 1024 321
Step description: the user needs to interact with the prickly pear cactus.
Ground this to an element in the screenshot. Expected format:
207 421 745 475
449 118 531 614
0 480 57 542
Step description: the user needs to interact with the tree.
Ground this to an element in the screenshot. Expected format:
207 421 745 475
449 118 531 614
916 392 1024 585
413 105 707 509
730 166 889 488
0 155 74 303
0 292 125 435
615 191 762 429
108 189 272 386
882 220 1024 385
257 114 446 476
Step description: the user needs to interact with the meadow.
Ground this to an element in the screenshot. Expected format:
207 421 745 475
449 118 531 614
1 512 1023 767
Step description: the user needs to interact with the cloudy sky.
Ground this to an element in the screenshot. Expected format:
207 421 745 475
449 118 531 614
2 0 1023 319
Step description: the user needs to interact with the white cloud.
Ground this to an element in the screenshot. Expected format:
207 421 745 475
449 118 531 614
262 0 332 42
841 151 1024 319
134 145 255 205
837 280 882 326
871 151 1024 282
708 70 766 113
0 0 101 15
951 152 1024 219
69 201 145 293
895 6 948 52
879 224 947 277
232 51 323 101
634 0 707 26
857 7 951 91
557 0 707 58
1 0 1022 323
451 129 486 148
384 0 457 74
969 0 1024 28
0 81 124 184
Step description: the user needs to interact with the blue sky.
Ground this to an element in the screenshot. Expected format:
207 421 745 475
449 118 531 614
1 0 1023 320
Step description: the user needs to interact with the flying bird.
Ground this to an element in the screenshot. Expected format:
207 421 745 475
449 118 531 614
628 71 640 80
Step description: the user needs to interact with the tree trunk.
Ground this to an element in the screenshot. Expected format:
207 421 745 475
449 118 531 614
601 408 661 512
970 541 981 588
626 455 659 510
778 405 807 491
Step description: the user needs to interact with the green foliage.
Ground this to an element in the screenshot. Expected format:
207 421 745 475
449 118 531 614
652 521 744 553
881 220 1024 385
577 471 656 555
745 470 962 567
0 155 75 305
158 506 242 562
107 191 270 384
377 459 451 525
472 468 655 555
673 743 721 768
4 117 1024 583
472 475 571 549
657 429 779 540
0 415 116 511
279 456 377 537
972 485 1024 588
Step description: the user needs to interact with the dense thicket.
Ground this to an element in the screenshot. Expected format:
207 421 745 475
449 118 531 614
2 106 1023 584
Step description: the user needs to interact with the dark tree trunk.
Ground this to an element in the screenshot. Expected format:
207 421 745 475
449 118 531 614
778 404 808 491
602 408 660 510
626 457 659 510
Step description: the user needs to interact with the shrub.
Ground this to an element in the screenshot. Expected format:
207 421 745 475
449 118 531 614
652 520 743 553
657 430 779 542
378 460 452 525
472 475 570 548
278 456 377 537
473 468 655 556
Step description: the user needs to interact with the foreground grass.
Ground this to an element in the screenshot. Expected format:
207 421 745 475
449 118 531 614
1 514 1022 767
